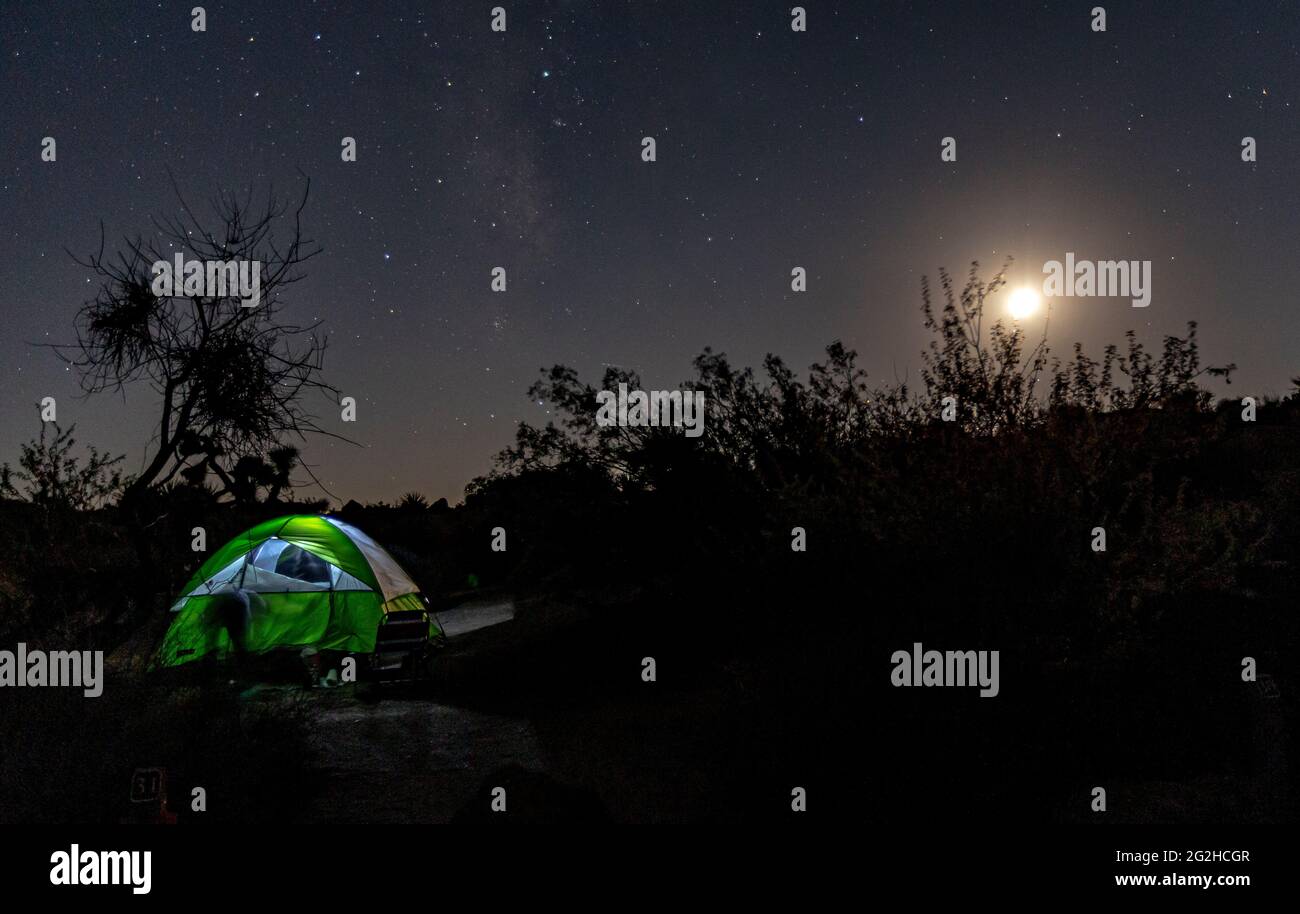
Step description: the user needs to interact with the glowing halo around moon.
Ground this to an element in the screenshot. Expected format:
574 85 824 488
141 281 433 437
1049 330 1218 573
1006 286 1042 320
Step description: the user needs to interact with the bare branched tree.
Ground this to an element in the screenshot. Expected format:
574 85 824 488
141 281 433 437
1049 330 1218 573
54 174 343 503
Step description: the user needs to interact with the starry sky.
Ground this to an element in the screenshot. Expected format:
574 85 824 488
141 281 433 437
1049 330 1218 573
2 1 1298 504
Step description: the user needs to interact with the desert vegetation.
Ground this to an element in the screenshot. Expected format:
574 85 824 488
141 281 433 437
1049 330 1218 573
2 261 1296 822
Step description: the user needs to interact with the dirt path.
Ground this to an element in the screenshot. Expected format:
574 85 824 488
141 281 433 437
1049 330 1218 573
245 596 554 822
301 691 547 822
433 597 516 637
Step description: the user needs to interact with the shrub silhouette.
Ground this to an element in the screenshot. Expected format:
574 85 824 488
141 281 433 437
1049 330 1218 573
2 261 1295 822
458 261 1294 821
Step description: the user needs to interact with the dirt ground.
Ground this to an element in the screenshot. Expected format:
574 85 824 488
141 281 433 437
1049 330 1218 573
235 593 748 822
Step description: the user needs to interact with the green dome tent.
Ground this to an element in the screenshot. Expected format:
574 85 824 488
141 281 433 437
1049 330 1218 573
155 515 437 667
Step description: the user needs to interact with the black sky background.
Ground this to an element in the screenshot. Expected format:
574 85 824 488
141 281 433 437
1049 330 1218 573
2 1 1297 503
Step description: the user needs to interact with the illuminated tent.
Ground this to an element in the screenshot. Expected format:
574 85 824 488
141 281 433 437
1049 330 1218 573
155 515 436 667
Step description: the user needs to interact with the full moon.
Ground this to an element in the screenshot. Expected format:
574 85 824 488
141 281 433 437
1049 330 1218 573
1006 286 1041 320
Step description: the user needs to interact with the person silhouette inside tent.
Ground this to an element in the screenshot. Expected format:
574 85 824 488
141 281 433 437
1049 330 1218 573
211 587 254 680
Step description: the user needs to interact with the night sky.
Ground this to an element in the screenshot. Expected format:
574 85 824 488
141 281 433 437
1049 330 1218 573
3 1 1298 504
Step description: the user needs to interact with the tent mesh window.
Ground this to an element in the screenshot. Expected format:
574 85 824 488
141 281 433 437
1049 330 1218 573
249 539 333 587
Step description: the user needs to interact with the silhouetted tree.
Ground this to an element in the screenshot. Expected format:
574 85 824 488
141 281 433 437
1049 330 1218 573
57 175 340 505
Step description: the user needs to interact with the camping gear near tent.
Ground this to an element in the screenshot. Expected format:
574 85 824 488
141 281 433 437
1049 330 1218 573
155 515 440 668
370 608 441 680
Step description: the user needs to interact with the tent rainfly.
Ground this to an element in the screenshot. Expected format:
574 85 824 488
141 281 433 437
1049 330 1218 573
155 515 436 667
